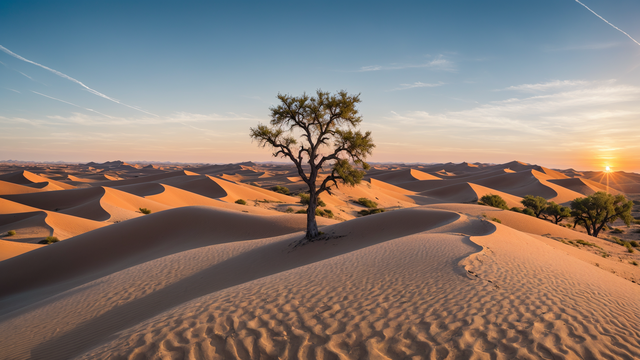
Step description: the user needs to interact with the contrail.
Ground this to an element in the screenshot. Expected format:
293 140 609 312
0 44 159 116
575 0 640 47
32 91 115 118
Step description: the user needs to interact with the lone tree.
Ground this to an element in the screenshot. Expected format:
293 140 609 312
570 192 633 238
250 90 375 240
521 195 548 219
544 201 571 224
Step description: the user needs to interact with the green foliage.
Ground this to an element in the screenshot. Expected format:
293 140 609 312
271 185 290 195
611 228 624 234
296 209 306 214
39 236 59 244
139 208 151 215
250 90 375 240
235 199 247 205
491 217 502 224
630 240 638 248
298 193 325 207
315 208 334 218
564 223 573 228
285 207 295 213
570 192 633 238
631 260 638 266
7 230 16 236
356 197 378 209
544 201 571 224
359 208 385 216
624 242 634 253
612 237 624 245
479 194 509 210
521 195 548 219
523 208 536 216
576 239 596 247
510 207 523 213
248 182 260 187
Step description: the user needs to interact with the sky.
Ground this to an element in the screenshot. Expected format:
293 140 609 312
1 0 639 171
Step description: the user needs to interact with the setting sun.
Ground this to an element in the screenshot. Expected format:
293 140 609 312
605 166 611 172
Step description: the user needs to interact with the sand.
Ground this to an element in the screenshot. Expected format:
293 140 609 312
0 160 639 359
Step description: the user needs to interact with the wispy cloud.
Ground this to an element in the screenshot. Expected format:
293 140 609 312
575 0 640 47
386 80 640 140
502 80 593 92
32 91 115 118
0 44 158 116
358 55 454 72
5 88 21 93
390 82 444 91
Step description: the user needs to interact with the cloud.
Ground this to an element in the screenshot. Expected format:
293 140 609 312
575 0 640 47
386 80 640 141
359 55 454 72
5 88 20 93
32 91 115 118
390 82 444 91
0 44 158 116
503 80 592 92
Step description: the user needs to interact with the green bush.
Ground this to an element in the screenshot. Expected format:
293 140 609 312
359 208 385 216
298 193 326 207
296 209 306 214
631 260 638 266
624 242 634 253
271 185 290 195
7 230 16 236
523 208 535 216
576 239 596 247
629 240 639 248
490 217 502 224
611 228 624 234
510 207 523 213
356 197 378 209
285 207 294 213
139 208 152 214
521 195 548 218
479 194 509 210
235 199 247 205
612 237 624 245
314 208 334 218
39 236 59 244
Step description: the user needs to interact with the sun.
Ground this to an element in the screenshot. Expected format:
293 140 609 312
605 166 611 172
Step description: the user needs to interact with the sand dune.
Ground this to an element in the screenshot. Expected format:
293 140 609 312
0 180 45 195
1 160 639 359
0 170 75 190
370 168 441 184
420 182 523 208
1 187 170 222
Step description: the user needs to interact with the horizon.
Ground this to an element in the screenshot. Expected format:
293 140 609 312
2 0 640 172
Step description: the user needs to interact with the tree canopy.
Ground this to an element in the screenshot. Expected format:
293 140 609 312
521 195 548 219
544 201 571 224
570 192 633 238
479 194 509 210
250 90 375 240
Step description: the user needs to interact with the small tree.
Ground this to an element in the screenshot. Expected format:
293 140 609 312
570 192 633 238
250 90 375 240
521 195 548 219
544 201 571 224
479 194 508 210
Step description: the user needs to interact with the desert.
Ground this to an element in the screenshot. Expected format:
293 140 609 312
0 160 639 359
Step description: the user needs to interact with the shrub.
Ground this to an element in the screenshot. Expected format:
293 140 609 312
510 207 523 213
479 194 509 210
491 217 502 224
235 199 247 205
315 208 334 218
356 197 378 209
359 208 385 216
523 208 535 216
576 239 596 247
296 209 306 214
139 208 152 214
249 182 260 187
298 193 325 207
271 185 290 195
565 224 573 228
39 236 59 244
624 242 634 253
612 237 624 245
285 207 294 213
631 260 638 266
629 240 639 248
611 228 624 234
7 230 16 236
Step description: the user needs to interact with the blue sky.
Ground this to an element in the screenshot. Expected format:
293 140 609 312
1 0 639 171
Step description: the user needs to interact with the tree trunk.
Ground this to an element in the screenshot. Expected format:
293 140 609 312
305 182 319 240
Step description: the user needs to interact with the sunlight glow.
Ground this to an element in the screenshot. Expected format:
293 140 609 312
605 166 611 172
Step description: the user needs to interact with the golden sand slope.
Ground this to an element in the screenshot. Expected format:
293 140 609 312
0 180 45 195
0 207 639 359
0 240 43 261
